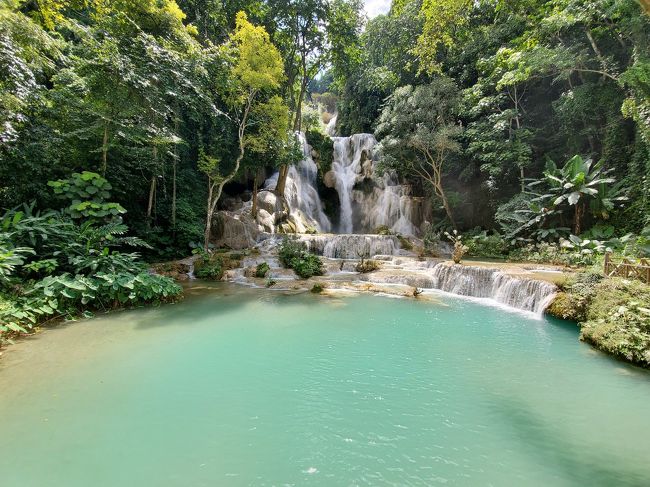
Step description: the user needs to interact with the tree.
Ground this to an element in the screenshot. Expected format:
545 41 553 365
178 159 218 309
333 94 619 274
376 78 463 228
269 0 328 196
201 12 285 250
414 0 472 75
538 155 623 235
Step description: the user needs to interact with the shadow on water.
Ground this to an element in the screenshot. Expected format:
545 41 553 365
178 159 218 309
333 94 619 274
492 397 650 486
133 282 318 331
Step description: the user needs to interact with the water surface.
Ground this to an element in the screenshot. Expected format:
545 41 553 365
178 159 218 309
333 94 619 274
1 284 649 486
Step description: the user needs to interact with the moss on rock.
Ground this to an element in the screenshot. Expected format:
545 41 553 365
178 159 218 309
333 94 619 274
580 278 650 367
547 272 650 368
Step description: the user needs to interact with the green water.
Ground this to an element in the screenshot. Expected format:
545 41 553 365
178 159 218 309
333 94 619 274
1 284 649 486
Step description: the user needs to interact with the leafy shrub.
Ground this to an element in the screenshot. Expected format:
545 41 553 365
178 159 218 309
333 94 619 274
278 238 324 279
195 257 224 280
278 238 306 267
397 235 413 251
310 283 324 293
578 277 650 367
0 272 181 336
374 225 394 236
0 182 182 344
355 259 380 273
255 262 270 278
464 231 508 259
306 129 334 174
48 172 126 220
291 253 324 279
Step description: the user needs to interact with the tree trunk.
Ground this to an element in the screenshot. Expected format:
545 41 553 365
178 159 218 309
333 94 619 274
252 176 258 217
293 77 307 132
204 181 214 251
574 202 584 235
275 164 289 198
172 114 179 231
436 184 457 230
147 176 156 228
147 145 158 227
101 123 109 176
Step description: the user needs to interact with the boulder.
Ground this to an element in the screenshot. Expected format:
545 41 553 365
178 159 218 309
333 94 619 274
257 190 281 215
212 209 260 250
323 170 337 189
256 209 275 233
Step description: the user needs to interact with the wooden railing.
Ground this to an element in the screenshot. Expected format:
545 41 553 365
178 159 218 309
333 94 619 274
604 254 650 284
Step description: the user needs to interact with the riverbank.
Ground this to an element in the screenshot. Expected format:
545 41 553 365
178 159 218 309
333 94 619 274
546 273 650 368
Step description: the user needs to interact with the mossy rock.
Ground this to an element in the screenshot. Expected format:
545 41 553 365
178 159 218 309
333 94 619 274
397 235 413 251
310 283 325 294
546 292 586 322
355 260 380 273
547 273 650 368
579 278 650 367
255 262 270 278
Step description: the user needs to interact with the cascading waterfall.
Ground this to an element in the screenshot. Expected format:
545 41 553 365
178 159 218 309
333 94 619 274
331 135 375 233
265 132 331 233
298 234 401 259
325 113 338 136
360 262 557 315
427 264 557 314
330 134 421 235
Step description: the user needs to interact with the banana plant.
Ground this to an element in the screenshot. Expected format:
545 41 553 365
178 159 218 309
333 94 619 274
543 155 623 235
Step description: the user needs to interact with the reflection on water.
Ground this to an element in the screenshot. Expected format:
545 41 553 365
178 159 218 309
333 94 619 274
0 283 648 487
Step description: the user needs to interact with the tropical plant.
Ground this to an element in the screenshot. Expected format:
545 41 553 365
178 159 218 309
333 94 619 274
48 172 126 221
278 237 324 279
445 230 468 264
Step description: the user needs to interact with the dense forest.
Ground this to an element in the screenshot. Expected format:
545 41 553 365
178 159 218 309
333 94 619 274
1 1 649 341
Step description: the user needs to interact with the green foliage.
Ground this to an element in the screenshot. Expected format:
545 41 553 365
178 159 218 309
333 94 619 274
310 283 324 294
550 273 650 368
0 272 181 336
194 255 224 280
278 238 324 279
0 181 181 343
464 231 508 259
255 262 270 278
306 129 334 175
48 172 126 220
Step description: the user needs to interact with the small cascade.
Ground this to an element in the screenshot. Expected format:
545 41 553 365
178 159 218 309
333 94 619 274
330 134 421 235
325 113 337 136
265 132 331 233
298 234 402 259
427 263 557 314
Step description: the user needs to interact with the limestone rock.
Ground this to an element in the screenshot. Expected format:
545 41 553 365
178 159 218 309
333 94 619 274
323 170 337 189
213 209 260 250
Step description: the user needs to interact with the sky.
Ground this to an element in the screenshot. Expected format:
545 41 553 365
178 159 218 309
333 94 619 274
364 0 391 18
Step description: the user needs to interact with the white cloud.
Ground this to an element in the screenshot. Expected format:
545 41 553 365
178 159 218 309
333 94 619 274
364 0 391 18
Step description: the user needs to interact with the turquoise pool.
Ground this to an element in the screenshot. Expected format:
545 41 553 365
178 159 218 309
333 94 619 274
1 284 648 486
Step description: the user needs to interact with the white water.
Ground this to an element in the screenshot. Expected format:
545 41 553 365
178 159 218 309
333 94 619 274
361 261 557 315
266 132 331 233
427 263 557 315
325 113 337 136
331 134 421 235
298 234 401 259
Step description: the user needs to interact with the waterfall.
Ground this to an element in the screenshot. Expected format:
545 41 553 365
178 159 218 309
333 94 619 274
265 132 331 233
427 263 557 314
298 234 401 259
325 113 337 136
330 134 421 235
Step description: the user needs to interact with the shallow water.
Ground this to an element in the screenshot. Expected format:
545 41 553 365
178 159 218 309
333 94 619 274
1 283 649 486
